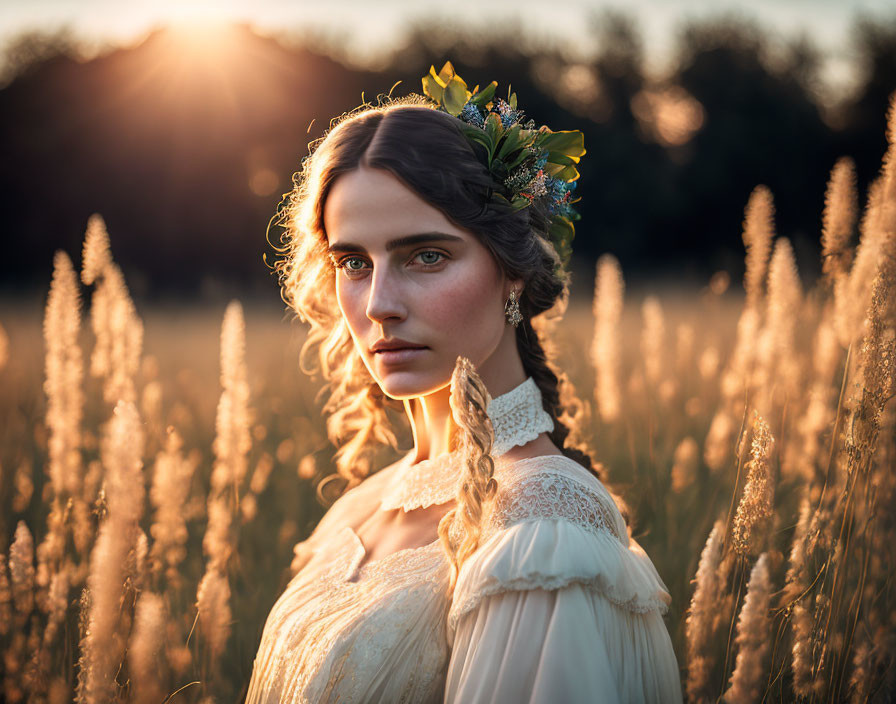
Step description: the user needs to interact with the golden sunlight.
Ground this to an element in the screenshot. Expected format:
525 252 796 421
631 85 705 147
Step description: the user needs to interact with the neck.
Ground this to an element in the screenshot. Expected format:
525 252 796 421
403 328 527 464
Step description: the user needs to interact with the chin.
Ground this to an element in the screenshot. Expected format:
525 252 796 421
372 367 451 401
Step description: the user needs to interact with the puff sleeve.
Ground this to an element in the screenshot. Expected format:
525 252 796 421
443 461 682 704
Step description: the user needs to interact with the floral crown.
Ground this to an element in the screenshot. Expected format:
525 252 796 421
420 61 586 273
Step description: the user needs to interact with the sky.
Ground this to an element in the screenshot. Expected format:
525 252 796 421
1 0 894 92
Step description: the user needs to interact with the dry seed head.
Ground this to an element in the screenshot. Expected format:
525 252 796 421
149 428 194 573
792 385 833 483
765 238 802 356
250 452 274 494
676 323 695 373
44 250 85 498
141 380 163 427
241 493 258 523
196 567 232 662
724 553 773 703
101 400 145 524
90 262 143 404
791 599 814 697
212 300 251 493
671 436 699 491
298 453 317 480
686 520 724 702
129 591 166 704
79 521 128 704
641 295 666 386
43 570 69 649
754 237 803 413
743 185 775 309
732 413 776 555
130 528 149 590
698 345 720 382
12 459 34 513
81 214 112 286
783 494 812 603
591 254 624 423
704 409 734 472
821 157 857 285
203 493 234 573
9 520 35 619
837 178 886 346
721 306 761 403
0 552 11 635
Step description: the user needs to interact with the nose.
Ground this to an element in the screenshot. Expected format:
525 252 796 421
365 263 407 323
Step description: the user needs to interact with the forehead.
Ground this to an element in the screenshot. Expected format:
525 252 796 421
323 166 472 246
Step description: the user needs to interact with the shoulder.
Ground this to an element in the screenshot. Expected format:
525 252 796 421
486 454 629 545
447 454 671 633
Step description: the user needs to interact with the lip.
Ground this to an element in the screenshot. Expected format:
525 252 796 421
370 338 428 353
374 347 429 365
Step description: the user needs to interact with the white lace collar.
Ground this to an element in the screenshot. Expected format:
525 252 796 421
379 377 554 512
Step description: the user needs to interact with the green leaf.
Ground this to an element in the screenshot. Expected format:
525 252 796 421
539 130 586 160
509 92 517 110
460 125 493 152
510 196 530 211
484 113 502 161
470 81 497 107
421 74 444 103
443 76 470 116
547 152 576 167
496 125 524 161
552 164 580 182
549 217 575 265
505 150 534 171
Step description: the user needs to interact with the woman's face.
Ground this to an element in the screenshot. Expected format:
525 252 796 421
323 165 519 399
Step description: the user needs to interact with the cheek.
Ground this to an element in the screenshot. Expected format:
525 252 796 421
423 261 503 337
335 278 369 335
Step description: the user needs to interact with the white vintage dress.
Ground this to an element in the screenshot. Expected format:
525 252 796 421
246 378 682 703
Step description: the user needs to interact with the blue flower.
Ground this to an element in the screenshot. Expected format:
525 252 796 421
460 102 485 127
492 99 522 128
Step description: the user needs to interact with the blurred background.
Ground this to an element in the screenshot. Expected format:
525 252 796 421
1 5 895 697
1 0 895 301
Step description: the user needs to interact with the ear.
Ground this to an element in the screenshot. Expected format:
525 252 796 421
505 277 524 299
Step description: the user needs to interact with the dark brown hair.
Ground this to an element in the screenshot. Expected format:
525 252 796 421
275 99 600 497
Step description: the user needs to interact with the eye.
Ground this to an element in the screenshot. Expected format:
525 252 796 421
414 250 447 267
334 256 369 275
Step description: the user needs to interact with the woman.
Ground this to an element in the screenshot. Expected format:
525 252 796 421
246 63 681 703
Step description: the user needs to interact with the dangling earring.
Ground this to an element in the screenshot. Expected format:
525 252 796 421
504 289 522 328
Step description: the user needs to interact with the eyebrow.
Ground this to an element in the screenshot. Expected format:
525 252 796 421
327 232 464 255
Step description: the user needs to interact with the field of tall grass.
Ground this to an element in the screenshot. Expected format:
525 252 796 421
1 100 894 702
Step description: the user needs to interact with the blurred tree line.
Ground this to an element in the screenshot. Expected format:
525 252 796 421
0 12 894 297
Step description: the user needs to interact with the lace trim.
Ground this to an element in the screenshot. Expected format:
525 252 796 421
448 564 671 631
485 467 625 544
342 527 445 585
378 453 461 513
379 376 553 512
488 377 554 457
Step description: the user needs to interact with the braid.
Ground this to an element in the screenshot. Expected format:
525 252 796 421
516 315 603 481
437 356 498 593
